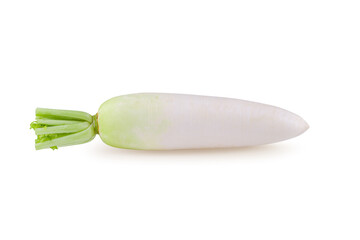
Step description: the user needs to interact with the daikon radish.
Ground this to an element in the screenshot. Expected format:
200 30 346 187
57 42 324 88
30 93 309 150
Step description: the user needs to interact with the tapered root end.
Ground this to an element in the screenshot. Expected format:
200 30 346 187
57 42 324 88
302 120 310 133
279 112 309 142
293 115 309 137
30 108 97 150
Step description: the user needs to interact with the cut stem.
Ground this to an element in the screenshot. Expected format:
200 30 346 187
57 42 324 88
36 108 93 123
35 122 90 135
35 118 83 126
35 125 96 150
30 108 97 150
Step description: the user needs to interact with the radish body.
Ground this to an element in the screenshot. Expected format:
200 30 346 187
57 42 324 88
31 93 308 150
98 93 308 150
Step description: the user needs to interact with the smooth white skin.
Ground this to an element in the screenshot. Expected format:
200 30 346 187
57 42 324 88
156 93 308 149
99 93 309 150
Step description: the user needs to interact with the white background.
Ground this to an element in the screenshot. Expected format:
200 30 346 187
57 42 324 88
1 0 359 239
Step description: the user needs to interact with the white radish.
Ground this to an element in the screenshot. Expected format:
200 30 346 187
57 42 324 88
31 93 309 150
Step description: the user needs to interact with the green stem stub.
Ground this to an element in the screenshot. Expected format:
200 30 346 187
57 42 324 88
30 108 97 150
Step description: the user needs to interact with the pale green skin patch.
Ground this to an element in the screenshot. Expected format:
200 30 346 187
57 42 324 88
98 93 169 150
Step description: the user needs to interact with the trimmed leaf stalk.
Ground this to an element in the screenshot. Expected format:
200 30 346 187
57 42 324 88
30 109 97 150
